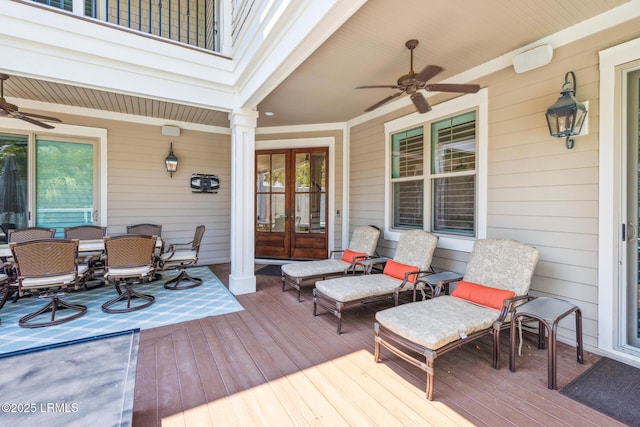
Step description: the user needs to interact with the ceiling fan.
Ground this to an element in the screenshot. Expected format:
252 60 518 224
0 73 62 129
356 39 480 114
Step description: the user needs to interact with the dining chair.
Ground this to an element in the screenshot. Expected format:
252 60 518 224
102 234 158 313
10 238 89 328
64 225 108 288
8 227 56 242
159 225 205 290
126 223 164 269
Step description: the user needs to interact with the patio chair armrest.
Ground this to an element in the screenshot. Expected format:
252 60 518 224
329 249 345 259
495 294 534 324
168 241 194 250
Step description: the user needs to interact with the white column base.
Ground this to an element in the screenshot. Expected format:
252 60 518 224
229 273 256 295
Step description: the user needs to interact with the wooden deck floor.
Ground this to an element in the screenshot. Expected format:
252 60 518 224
132 265 622 426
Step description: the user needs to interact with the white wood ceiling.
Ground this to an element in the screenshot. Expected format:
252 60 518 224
1 0 631 129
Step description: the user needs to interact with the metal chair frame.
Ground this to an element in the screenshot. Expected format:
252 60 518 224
102 234 158 313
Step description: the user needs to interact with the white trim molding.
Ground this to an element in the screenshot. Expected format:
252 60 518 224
599 36 640 366
382 88 488 253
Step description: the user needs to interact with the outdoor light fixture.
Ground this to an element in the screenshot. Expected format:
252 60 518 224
164 142 178 177
545 71 588 149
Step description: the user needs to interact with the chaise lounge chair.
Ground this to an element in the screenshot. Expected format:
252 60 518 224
374 238 539 400
313 229 438 334
281 225 381 301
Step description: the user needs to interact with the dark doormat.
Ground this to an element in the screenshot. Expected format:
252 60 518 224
560 357 640 426
256 264 283 276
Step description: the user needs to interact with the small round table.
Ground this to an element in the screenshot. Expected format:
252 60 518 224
509 296 584 389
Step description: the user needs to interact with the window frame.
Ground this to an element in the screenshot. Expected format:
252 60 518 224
0 118 108 228
384 89 488 252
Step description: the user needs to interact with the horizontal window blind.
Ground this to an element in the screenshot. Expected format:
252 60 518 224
431 111 476 174
392 127 423 178
393 181 423 229
433 176 475 235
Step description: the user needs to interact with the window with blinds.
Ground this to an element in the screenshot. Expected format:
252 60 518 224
391 127 424 229
389 111 477 236
430 111 476 235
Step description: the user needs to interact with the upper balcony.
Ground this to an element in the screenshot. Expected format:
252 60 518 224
28 0 224 54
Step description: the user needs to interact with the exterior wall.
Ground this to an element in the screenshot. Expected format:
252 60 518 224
257 129 344 253
348 18 640 351
35 112 232 265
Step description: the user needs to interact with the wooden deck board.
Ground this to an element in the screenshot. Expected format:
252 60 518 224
131 268 625 427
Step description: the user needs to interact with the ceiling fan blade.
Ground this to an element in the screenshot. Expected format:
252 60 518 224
356 85 399 89
364 92 403 112
16 114 55 129
410 93 431 114
415 65 444 83
18 111 62 122
426 83 480 93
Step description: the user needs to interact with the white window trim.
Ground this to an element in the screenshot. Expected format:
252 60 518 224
599 37 640 364
383 88 488 252
0 118 108 227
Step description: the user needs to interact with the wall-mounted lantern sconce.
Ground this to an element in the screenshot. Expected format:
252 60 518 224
165 142 178 177
545 71 588 149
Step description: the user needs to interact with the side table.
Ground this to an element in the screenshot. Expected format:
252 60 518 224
415 271 463 299
509 296 584 389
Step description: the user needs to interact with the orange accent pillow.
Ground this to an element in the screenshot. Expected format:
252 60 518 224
383 259 419 283
451 280 516 310
341 249 366 263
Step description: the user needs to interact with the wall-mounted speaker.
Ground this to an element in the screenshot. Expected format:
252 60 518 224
512 45 553 73
161 125 181 136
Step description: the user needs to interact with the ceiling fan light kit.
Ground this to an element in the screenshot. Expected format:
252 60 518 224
0 73 62 129
356 39 480 114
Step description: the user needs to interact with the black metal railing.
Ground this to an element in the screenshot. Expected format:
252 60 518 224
29 0 220 52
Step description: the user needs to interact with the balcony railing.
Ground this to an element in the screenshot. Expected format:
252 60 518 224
29 0 221 53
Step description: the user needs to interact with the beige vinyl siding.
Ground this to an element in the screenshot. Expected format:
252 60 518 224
348 17 640 351
107 122 231 265
31 112 232 266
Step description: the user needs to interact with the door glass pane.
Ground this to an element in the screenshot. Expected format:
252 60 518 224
272 154 286 193
295 153 310 193
295 193 309 233
256 154 271 232
310 193 325 233
310 152 326 233
271 194 285 232
256 153 287 233
256 194 270 232
0 134 28 241
311 152 326 191
627 69 640 347
35 139 94 236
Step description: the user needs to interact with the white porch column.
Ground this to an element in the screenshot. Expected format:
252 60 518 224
228 108 258 295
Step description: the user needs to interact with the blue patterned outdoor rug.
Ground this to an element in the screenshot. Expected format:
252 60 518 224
0 266 243 355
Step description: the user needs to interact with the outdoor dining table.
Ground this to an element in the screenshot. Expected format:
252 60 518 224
0 237 163 258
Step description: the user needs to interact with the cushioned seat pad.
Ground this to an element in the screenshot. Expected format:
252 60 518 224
315 274 408 303
282 259 360 278
375 295 500 350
